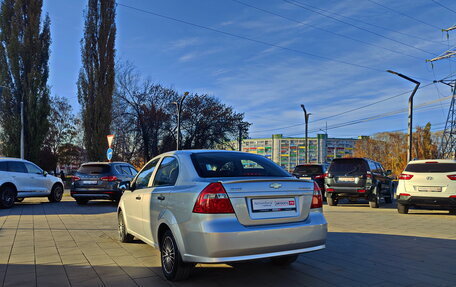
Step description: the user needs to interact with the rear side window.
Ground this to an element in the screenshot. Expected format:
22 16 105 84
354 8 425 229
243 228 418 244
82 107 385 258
293 165 323 174
78 164 110 175
329 159 368 174
7 161 27 173
405 163 456 173
191 152 290 178
0 162 7 171
153 157 179 187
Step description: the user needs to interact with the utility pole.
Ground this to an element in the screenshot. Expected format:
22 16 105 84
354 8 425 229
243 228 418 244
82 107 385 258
0 86 24 158
300 104 311 163
172 92 189 151
387 70 420 163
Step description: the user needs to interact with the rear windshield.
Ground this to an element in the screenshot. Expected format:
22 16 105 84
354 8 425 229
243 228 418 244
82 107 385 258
328 159 368 174
77 164 111 175
405 163 456 173
293 165 323 174
191 152 290 178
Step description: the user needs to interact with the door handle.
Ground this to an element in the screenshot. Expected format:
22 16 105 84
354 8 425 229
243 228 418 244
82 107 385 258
157 195 165 201
135 196 141 200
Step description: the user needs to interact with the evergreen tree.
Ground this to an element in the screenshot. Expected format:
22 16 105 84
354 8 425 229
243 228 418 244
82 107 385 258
0 0 51 162
77 0 116 161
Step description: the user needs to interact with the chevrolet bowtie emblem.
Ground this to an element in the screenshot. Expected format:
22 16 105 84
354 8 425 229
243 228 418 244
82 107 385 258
270 183 282 189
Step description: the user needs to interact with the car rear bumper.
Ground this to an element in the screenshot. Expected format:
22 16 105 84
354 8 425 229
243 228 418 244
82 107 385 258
397 195 456 208
326 186 371 196
179 211 327 263
70 189 121 200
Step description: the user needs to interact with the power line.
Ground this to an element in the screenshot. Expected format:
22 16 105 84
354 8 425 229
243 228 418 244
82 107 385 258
431 0 456 15
280 0 446 46
366 0 442 30
282 0 438 55
116 2 385 73
231 0 423 60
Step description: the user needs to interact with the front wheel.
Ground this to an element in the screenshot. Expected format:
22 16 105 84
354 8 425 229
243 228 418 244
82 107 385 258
48 184 63 202
271 254 298 266
397 202 409 214
160 230 194 281
369 188 380 208
326 194 338 206
118 210 134 243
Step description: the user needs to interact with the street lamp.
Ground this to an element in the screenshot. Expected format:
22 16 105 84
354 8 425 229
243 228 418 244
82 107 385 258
172 91 189 151
387 70 420 163
0 86 24 159
300 104 311 163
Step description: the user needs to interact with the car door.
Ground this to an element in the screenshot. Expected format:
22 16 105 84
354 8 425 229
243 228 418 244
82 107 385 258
7 161 30 192
122 158 160 238
142 156 180 244
24 162 48 193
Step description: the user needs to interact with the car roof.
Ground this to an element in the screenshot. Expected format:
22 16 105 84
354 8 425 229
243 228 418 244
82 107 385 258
81 162 132 165
408 159 456 164
0 157 29 163
159 149 256 157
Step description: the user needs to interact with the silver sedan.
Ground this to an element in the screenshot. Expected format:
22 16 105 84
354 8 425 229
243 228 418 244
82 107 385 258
117 150 327 281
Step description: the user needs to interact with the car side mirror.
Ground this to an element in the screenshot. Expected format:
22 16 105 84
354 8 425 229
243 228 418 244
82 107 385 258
43 171 48 177
386 170 392 176
118 181 131 191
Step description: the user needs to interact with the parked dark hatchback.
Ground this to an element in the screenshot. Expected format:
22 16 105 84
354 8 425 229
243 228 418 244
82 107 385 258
71 162 137 205
292 164 326 195
324 158 393 208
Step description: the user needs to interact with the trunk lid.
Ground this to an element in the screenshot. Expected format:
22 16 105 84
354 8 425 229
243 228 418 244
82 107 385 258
220 178 314 226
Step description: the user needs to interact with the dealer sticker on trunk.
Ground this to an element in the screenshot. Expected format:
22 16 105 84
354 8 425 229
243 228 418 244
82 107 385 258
251 198 296 213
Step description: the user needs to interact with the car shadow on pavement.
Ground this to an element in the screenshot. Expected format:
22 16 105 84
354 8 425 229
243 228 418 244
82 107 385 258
1 233 455 286
0 200 118 216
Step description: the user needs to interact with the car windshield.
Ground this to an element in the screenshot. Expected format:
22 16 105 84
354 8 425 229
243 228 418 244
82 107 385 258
328 159 368 175
191 152 290 178
77 164 111 175
405 163 456 173
293 165 323 175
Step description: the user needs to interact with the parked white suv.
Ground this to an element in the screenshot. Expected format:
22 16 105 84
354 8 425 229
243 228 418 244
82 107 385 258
0 158 64 208
396 159 456 214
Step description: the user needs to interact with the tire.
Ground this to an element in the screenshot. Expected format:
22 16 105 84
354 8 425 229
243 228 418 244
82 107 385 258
76 198 88 205
271 254 298 266
326 194 338 206
384 183 393 204
0 185 16 209
369 187 380 208
449 209 456 215
15 197 24 202
160 230 193 281
397 202 409 214
118 210 134 243
48 184 64 202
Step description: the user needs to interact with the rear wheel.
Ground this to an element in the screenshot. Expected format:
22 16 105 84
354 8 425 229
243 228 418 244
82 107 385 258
76 198 88 205
271 254 298 266
0 185 16 209
48 184 64 202
326 194 338 206
160 230 193 281
397 202 409 214
369 187 380 208
118 210 134 243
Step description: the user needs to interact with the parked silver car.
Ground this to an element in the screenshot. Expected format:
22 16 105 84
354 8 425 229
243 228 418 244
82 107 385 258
117 150 327 281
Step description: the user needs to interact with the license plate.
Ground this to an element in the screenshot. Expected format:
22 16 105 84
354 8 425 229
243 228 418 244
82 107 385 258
81 181 98 185
251 198 296 213
300 177 311 180
338 177 355 182
418 186 442 192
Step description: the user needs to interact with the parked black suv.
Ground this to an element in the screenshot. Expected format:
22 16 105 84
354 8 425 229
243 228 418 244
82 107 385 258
71 162 137 205
292 164 327 196
324 158 393 208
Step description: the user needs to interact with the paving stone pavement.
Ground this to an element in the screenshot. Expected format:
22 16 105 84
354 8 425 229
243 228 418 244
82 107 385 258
0 193 455 287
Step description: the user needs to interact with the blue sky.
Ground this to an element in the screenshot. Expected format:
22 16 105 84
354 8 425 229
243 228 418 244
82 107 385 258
43 0 456 139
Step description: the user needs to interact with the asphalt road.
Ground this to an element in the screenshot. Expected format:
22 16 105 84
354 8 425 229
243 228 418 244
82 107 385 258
0 194 455 287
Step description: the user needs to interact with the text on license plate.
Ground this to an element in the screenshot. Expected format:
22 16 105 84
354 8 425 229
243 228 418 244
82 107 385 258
418 186 442 192
82 181 98 185
251 198 296 213
338 177 355 182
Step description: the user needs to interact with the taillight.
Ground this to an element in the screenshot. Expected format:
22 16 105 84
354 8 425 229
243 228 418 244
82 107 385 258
357 189 366 193
447 175 456 180
72 176 81 182
449 195 456 198
100 176 118 182
193 182 234 214
326 188 335 192
311 182 323 209
399 174 414 180
314 174 325 179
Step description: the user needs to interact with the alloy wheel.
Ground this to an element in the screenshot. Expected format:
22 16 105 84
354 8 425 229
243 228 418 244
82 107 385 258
162 236 176 274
